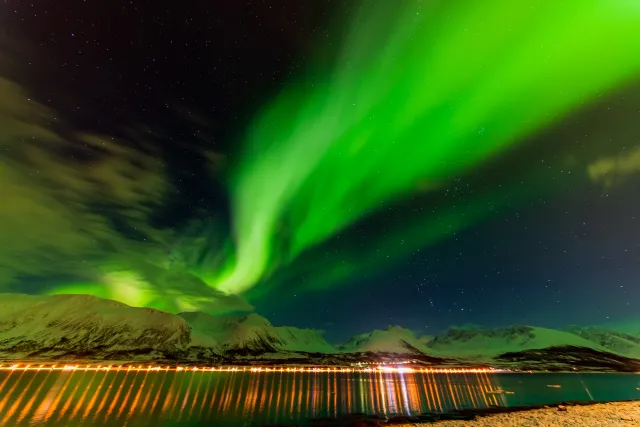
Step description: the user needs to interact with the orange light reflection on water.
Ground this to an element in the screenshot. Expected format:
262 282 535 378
0 364 506 426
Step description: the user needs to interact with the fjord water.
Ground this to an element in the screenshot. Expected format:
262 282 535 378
0 370 638 426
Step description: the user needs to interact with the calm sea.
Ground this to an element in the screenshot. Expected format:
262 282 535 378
0 369 638 426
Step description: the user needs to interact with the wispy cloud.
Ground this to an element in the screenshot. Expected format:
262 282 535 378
0 76 251 313
588 147 640 187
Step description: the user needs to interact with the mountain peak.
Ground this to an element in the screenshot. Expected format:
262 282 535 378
238 313 272 328
385 325 408 332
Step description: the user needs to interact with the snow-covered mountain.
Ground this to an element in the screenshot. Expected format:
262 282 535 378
427 325 607 360
1 293 640 371
180 312 336 355
0 293 190 360
338 326 432 355
595 320 640 337
564 326 640 359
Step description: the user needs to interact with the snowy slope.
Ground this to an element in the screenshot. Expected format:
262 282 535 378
339 326 432 355
596 320 640 337
275 326 336 353
427 326 607 359
565 326 640 359
0 293 191 359
180 312 335 354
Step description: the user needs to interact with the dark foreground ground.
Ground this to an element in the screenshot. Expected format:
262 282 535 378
263 400 640 426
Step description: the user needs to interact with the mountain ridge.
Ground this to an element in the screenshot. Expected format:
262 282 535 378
1 293 639 372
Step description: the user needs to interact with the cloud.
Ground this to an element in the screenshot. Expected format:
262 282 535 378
0 75 251 313
110 257 255 313
0 77 170 279
588 147 640 186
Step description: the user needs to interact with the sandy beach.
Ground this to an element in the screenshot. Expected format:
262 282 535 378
408 401 640 426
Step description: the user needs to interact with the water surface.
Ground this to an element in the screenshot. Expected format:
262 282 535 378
0 369 638 426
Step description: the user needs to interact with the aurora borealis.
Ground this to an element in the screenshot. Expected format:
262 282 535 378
1 0 640 338
217 0 640 295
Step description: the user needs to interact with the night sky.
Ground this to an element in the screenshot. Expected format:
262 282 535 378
1 0 639 342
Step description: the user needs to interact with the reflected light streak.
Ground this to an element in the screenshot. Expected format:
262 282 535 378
38 370 76 423
177 372 196 422
0 365 507 425
69 369 100 420
0 366 29 415
105 369 130 419
275 371 284 423
197 374 213 419
55 370 88 422
16 369 54 424
125 370 150 421
168 371 188 418
91 369 121 422
2 370 40 424
137 371 159 416
187 371 204 420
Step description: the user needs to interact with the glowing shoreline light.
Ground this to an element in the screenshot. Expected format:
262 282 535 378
0 364 502 374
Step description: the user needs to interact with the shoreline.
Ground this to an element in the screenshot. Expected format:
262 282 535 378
0 362 502 373
1 360 638 374
411 400 640 426
308 400 640 426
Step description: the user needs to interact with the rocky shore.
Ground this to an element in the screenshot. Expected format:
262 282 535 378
412 401 639 426
302 401 640 426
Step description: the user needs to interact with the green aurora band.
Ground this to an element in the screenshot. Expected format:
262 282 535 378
209 0 640 296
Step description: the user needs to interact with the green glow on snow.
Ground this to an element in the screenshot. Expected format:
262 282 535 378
209 0 640 294
47 272 156 308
